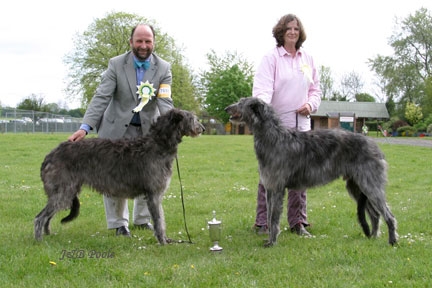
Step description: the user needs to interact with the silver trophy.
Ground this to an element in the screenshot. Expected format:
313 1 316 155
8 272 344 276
208 210 223 251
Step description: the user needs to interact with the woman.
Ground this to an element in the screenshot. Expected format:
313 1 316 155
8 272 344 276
252 14 322 236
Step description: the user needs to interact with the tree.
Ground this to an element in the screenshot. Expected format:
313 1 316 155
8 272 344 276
42 103 62 114
422 76 432 118
17 94 45 111
368 8 432 117
370 72 390 103
199 50 254 124
67 108 85 118
386 95 396 116
405 101 423 125
64 11 198 111
319 66 333 100
355 93 375 102
391 8 432 81
340 71 364 101
170 58 201 113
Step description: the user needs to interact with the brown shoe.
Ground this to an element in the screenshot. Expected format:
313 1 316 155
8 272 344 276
253 224 268 235
291 223 311 237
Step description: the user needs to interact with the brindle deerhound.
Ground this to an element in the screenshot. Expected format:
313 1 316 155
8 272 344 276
34 109 205 244
225 97 398 247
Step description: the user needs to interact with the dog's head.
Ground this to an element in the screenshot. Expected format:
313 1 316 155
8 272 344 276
225 97 271 128
166 108 205 137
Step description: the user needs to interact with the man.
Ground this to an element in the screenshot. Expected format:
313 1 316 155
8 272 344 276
362 124 369 135
68 24 174 237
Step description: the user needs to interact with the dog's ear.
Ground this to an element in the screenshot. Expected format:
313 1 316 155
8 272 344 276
169 109 185 123
247 98 265 122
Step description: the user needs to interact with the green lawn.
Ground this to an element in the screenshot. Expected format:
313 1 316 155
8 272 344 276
0 134 431 287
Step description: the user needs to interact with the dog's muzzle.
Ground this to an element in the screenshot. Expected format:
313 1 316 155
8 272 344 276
225 105 242 122
197 122 205 134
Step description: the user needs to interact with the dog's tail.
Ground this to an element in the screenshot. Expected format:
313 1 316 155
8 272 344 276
60 196 80 224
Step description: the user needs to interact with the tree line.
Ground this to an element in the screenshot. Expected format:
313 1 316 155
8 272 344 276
9 9 432 132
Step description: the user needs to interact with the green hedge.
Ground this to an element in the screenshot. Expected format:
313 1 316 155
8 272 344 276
397 125 417 136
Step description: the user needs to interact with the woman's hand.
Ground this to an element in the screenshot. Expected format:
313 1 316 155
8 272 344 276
296 103 311 116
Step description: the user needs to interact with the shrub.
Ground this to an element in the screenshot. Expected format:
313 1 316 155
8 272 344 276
427 123 432 134
392 119 409 130
397 125 417 136
414 122 427 132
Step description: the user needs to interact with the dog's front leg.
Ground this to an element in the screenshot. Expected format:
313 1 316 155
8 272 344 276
264 188 284 247
147 195 171 245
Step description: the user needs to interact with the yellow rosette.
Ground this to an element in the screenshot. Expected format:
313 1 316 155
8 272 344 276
133 81 156 113
301 64 314 85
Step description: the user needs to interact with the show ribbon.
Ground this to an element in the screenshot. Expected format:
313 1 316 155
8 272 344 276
301 64 314 85
133 81 156 113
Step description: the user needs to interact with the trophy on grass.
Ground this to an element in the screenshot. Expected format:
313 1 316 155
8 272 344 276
208 210 223 251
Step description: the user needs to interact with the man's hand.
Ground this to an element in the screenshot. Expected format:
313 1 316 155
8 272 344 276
68 129 87 142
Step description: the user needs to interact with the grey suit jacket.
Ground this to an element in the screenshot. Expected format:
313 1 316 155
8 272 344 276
82 51 174 139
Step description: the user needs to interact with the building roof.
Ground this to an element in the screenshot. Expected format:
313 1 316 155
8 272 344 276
314 101 389 119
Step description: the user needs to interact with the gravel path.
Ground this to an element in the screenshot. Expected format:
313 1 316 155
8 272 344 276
372 137 432 148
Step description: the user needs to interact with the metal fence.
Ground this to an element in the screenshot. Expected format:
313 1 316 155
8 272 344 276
0 108 83 133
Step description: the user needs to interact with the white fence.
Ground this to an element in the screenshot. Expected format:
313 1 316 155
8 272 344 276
0 108 83 133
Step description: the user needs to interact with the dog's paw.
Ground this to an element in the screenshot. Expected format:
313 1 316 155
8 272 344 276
157 237 174 245
263 240 274 248
389 237 398 246
166 238 174 244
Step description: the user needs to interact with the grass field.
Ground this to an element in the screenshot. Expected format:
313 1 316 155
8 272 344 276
0 133 431 287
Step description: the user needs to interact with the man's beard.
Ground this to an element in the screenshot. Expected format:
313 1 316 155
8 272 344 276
133 47 152 60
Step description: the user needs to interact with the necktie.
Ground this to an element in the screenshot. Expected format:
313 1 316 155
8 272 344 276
131 59 150 125
134 60 150 70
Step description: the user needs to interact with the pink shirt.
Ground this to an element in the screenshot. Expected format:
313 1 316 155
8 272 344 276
253 46 322 131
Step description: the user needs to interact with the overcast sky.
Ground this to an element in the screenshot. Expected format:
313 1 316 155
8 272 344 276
1 0 430 109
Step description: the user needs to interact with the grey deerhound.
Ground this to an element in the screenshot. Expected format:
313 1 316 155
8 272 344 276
225 97 398 247
34 109 205 244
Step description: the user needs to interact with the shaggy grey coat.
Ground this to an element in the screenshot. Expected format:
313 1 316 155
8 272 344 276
225 97 398 247
34 109 205 244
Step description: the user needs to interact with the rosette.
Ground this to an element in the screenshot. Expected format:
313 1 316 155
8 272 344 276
301 64 314 85
133 81 156 113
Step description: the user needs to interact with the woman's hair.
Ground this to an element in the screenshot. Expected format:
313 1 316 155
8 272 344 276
272 14 306 50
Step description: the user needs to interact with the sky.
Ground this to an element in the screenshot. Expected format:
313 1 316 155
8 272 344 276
1 0 430 109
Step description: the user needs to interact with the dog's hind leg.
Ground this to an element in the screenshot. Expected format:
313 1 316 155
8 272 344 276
365 202 380 237
383 206 398 245
34 207 47 240
368 196 398 245
346 179 371 237
357 193 371 237
264 187 284 247
34 202 57 241
360 184 398 245
44 216 53 235
35 184 78 241
361 160 398 245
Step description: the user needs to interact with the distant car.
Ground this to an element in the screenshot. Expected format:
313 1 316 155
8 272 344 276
36 118 64 125
10 117 33 124
9 119 25 124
